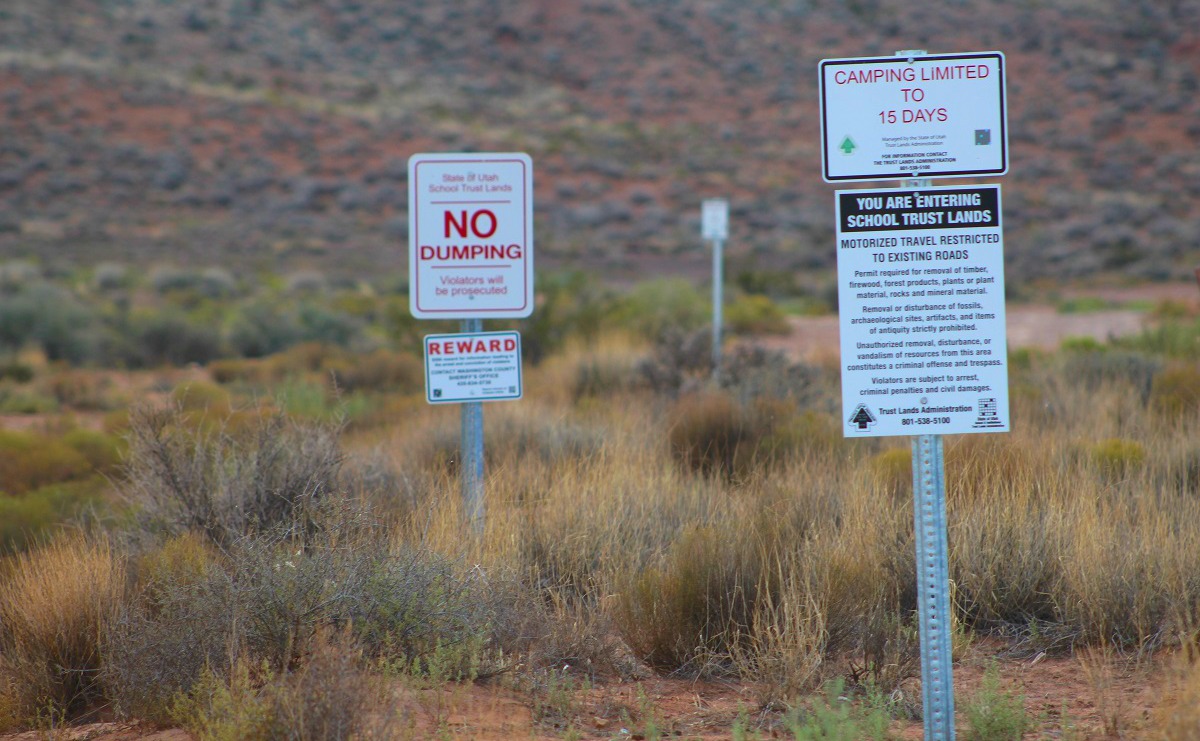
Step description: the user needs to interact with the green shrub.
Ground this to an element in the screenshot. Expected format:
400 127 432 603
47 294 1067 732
1150 364 1200 420
170 635 387 741
517 270 614 364
295 302 364 348
171 380 233 414
169 663 270 741
1061 348 1162 402
1115 316 1200 359
611 278 709 341
0 430 92 494
125 311 222 367
0 362 33 382
1090 438 1146 480
0 283 98 364
62 428 124 473
106 504 497 721
0 480 108 553
227 303 301 358
784 678 892 741
726 294 790 336
0 386 58 414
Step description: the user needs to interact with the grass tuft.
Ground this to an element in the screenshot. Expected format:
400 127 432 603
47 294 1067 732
0 535 124 721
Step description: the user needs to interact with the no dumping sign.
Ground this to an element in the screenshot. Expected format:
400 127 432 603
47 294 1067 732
409 153 534 319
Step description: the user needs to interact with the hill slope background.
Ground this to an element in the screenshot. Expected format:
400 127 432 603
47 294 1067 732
1 0 1198 287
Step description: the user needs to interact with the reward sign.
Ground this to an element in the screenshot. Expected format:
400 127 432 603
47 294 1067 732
424 331 523 404
409 153 534 319
820 52 1007 182
836 185 1009 437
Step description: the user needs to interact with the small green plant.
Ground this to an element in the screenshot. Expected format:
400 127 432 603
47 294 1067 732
170 663 270 741
530 669 582 730
785 678 891 740
1090 437 1146 480
963 663 1031 741
731 704 764 741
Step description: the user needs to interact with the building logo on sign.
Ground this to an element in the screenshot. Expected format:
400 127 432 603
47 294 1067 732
972 398 1004 429
849 403 877 431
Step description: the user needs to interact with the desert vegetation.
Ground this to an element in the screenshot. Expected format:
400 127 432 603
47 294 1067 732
0 260 1196 738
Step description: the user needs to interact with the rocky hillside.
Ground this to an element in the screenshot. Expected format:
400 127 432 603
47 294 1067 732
1 0 1198 286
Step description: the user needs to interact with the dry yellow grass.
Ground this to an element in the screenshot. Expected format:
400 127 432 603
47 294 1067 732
0 535 124 721
370 333 1200 694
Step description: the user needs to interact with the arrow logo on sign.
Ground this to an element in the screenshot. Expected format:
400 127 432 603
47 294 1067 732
839 136 857 155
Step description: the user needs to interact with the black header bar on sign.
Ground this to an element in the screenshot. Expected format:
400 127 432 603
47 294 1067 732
838 186 1000 233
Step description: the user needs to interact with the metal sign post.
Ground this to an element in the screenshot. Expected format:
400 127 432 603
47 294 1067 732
702 199 729 373
824 41 1011 737
912 430 954 740
712 236 724 370
409 152 534 535
460 318 486 534
905 163 954 739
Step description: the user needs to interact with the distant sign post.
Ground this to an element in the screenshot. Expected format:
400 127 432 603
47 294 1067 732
702 198 729 372
409 152 534 534
819 51 1007 182
822 48 1010 741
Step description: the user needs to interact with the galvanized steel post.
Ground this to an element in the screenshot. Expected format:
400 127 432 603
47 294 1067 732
460 318 485 534
712 237 724 373
912 433 955 740
903 110 955 737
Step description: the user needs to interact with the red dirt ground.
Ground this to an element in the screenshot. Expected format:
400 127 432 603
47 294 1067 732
0 642 1178 739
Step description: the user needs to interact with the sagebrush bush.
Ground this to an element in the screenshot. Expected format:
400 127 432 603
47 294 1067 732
0 535 124 720
122 405 344 547
1062 348 1162 402
171 634 388 741
106 486 505 721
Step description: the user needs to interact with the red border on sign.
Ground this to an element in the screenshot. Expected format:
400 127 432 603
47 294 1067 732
412 158 531 315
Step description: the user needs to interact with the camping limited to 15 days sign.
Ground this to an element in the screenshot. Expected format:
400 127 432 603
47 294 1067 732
819 52 1007 182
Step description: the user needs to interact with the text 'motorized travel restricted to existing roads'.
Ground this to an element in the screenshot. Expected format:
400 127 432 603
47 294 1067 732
837 184 1009 437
